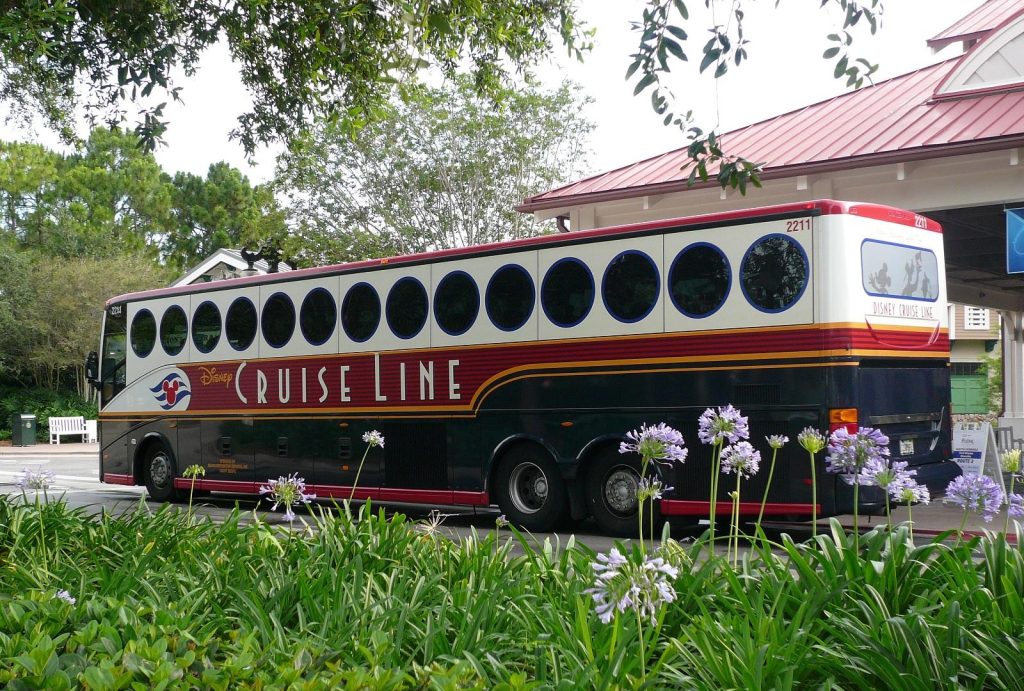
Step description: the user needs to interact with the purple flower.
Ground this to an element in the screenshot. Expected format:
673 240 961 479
259 473 316 522
826 427 890 483
891 478 930 505
54 590 76 605
944 474 1004 522
585 548 678 624
17 466 56 491
720 441 761 479
636 477 673 502
1008 493 1024 518
766 435 789 450
697 405 749 446
797 428 826 454
620 423 687 467
862 458 916 491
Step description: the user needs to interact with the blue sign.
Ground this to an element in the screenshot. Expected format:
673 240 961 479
1008 208 1024 273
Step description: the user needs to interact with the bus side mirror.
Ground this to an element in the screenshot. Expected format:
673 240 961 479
85 351 99 386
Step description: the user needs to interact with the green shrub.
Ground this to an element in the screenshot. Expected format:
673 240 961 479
0 387 97 441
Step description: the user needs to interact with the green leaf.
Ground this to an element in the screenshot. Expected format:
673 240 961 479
823 46 840 59
834 55 848 79
663 37 685 61
633 72 657 95
667 25 688 41
699 49 721 73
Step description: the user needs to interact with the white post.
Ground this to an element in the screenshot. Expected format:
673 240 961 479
999 310 1024 425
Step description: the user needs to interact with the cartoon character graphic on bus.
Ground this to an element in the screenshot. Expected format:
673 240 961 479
149 371 191 410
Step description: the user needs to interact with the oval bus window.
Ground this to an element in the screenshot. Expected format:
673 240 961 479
434 271 479 336
740 234 809 313
341 282 380 342
262 292 295 348
486 264 534 331
226 297 258 351
542 258 594 327
669 243 731 318
603 250 660 323
300 288 337 346
160 305 188 356
130 309 156 358
192 301 221 353
386 277 428 339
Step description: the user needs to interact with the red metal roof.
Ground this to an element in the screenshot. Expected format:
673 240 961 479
520 55 1024 213
927 0 1022 50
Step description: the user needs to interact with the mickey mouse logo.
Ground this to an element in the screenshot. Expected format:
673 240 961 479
149 371 191 410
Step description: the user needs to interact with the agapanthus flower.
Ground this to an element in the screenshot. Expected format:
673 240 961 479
362 430 385 448
1002 449 1022 474
720 441 761 478
259 473 316 522
766 434 789 450
825 427 890 482
636 477 673 502
697 405 749 445
585 548 678 624
1008 493 1024 518
17 466 55 491
797 428 826 454
619 423 687 467
891 479 930 505
54 590 76 605
944 474 1004 522
416 510 451 538
495 514 510 528
862 458 916 491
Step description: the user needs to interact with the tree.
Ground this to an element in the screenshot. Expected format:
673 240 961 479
274 77 593 263
165 163 288 275
0 1 589 154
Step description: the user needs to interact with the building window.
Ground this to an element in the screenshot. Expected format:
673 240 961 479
669 243 731 318
486 264 534 331
965 306 990 330
300 288 337 346
226 297 258 351
342 283 380 342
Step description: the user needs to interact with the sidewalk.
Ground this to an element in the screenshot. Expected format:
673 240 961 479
0 442 99 455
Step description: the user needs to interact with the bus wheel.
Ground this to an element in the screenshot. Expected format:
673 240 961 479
143 443 179 502
494 446 567 532
586 450 661 538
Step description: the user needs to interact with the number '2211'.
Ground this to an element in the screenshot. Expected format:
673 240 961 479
786 219 811 232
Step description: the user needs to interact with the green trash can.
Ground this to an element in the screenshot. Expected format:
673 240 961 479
11 414 37 446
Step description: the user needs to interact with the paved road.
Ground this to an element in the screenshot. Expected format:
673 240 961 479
0 451 765 553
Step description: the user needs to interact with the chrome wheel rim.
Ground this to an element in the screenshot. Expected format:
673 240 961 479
604 465 640 516
509 462 549 515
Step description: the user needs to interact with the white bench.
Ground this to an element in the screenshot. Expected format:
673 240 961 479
49 416 87 444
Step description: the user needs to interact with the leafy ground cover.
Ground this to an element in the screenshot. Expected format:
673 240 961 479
1 492 1023 690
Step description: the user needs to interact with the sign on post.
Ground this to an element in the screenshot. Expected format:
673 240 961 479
952 421 1005 492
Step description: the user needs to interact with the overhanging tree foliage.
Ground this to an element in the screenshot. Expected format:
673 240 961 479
274 77 593 263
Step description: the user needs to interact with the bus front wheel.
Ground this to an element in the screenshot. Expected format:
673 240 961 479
143 442 180 503
494 445 567 532
586 449 662 538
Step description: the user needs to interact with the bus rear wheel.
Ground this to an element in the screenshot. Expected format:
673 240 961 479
143 442 180 503
494 445 567 532
586 449 662 538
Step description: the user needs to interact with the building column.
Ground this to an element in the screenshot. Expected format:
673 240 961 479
1000 310 1024 420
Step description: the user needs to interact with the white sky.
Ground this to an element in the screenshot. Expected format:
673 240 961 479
0 1 986 184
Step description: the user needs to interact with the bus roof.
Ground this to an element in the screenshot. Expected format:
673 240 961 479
108 199 941 306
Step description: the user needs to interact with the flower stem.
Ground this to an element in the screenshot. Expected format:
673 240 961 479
349 445 372 502
853 477 860 552
635 609 646 684
733 474 742 568
907 501 914 542
884 492 891 532
756 448 779 531
956 510 969 547
708 442 722 558
1003 475 1016 536
809 450 818 539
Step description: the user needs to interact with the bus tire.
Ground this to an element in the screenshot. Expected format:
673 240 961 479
585 449 661 538
494 445 567 532
143 442 180 503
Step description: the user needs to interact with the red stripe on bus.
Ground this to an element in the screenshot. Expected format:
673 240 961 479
660 500 820 516
170 478 490 506
104 473 135 485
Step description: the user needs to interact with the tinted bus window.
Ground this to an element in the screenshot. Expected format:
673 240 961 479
342 283 380 342
669 243 730 318
160 305 188 356
862 240 939 301
603 250 659 322
435 271 479 336
226 297 258 351
192 301 221 353
740 235 808 312
131 309 156 357
300 288 337 345
262 293 295 348
542 258 594 327
101 305 127 406
486 264 534 331
387 277 428 339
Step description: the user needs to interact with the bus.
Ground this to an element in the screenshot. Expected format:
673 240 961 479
88 199 961 536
